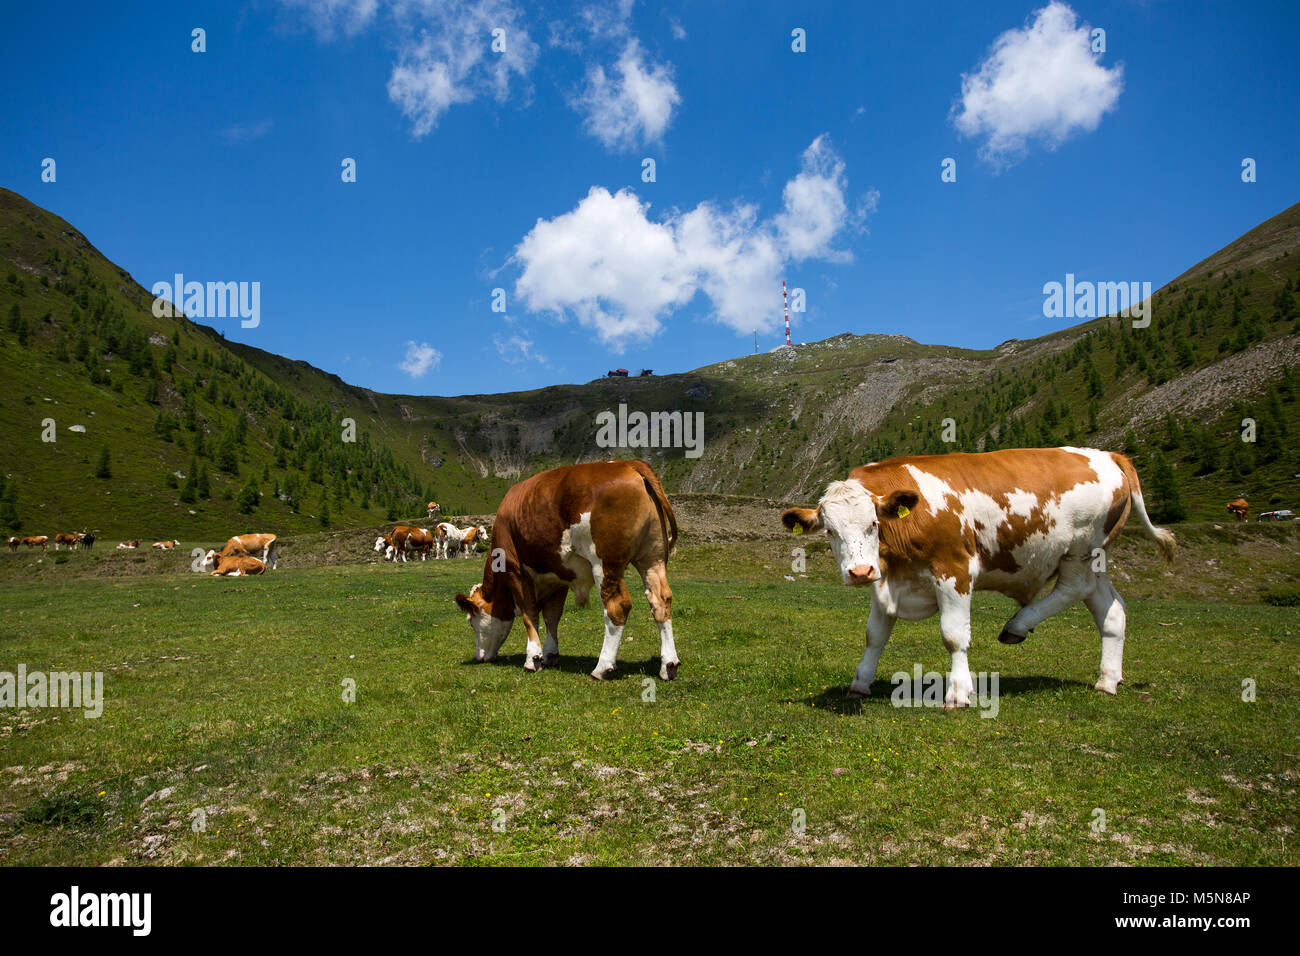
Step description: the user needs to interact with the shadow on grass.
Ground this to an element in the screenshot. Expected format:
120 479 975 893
459 652 667 680
792 675 1104 714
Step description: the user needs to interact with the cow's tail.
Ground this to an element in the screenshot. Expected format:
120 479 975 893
630 460 678 554
1113 454 1176 562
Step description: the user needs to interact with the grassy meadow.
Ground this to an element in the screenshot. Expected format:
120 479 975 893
1 528 1297 866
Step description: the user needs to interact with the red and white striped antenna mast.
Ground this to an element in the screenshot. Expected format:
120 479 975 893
783 279 791 346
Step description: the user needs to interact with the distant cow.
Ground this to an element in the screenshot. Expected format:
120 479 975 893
79 533 95 550
782 448 1176 707
377 526 429 563
457 524 488 557
434 522 463 559
54 533 80 550
208 554 267 577
152 540 180 550
212 533 278 570
117 540 141 549
6 537 17 552
454 460 679 680
1226 498 1249 521
427 501 440 519
22 536 47 549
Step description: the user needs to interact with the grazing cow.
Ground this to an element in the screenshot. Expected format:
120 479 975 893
378 526 428 563
427 501 440 519
454 460 680 680
373 534 394 559
152 540 180 550
6 537 17 552
434 522 464 560
213 533 278 570
54 533 80 550
1226 498 1249 521
781 448 1176 707
208 554 267 577
117 540 141 549
457 525 489 557
21 536 48 549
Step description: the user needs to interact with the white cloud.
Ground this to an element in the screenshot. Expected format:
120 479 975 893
386 0 539 137
221 119 273 143
281 0 379 38
399 341 442 377
952 1 1122 167
493 332 551 367
512 137 867 348
575 38 680 151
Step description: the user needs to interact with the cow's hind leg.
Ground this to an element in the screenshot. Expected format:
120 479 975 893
1085 574 1127 695
848 602 896 698
540 588 566 668
640 560 678 680
591 570 632 681
999 552 1097 643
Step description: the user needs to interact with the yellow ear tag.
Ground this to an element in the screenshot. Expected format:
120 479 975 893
792 524 802 535
896 505 910 518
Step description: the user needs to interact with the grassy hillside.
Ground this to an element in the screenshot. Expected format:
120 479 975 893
1 186 1297 540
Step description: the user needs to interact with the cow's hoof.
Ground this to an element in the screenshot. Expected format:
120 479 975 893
524 657 541 673
1094 677 1121 695
845 686 870 699
997 627 1028 645
660 661 679 681
590 666 615 681
544 653 559 668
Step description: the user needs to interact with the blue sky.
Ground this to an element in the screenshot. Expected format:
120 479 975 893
4 0 1297 397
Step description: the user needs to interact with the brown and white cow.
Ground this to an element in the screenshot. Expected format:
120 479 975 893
375 526 429 562
456 525 489 557
433 522 463 559
54 533 80 550
207 533 278 570
208 554 267 577
6 536 17 552
454 460 680 680
782 447 1176 708
427 501 440 519
152 540 180 550
1226 498 1249 521
117 540 141 549
22 536 48 549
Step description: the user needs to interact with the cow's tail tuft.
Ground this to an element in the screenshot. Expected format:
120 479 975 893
1119 455 1176 562
630 460 678 554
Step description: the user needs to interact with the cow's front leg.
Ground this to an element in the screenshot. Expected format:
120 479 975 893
938 589 974 709
592 573 631 680
848 601 896 698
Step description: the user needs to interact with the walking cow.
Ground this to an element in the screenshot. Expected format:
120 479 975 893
782 448 1175 707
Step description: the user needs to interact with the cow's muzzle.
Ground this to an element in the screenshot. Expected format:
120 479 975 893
847 565 878 585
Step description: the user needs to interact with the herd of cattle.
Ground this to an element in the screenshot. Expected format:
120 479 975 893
6 532 183 551
17 445 1283 707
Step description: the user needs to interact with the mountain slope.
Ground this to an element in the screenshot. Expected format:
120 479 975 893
1 186 1297 540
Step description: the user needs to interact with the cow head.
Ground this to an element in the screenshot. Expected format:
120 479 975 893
454 583 514 662
199 549 219 572
783 479 919 586
373 536 388 554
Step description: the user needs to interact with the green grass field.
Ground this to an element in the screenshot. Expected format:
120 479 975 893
2 536 1297 866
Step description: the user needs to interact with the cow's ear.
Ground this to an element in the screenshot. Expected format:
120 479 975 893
782 507 822 533
454 593 479 615
879 490 919 518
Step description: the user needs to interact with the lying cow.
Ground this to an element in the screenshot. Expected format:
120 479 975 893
152 540 180 550
212 533 278 569
782 447 1176 708
117 540 141 549
454 459 680 680
208 554 267 576
1226 498 1249 521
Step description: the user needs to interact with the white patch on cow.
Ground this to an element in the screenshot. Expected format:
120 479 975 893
558 512 599 606
1005 489 1038 517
